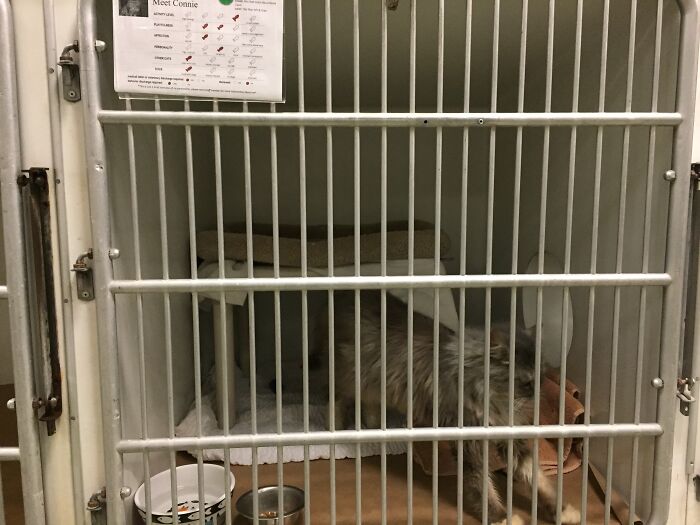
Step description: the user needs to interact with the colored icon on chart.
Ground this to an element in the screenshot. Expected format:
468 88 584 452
186 66 193 72
217 46 224 52
219 0 234 5
185 55 193 61
202 34 209 40
232 14 240 21
218 24 224 30
202 23 209 29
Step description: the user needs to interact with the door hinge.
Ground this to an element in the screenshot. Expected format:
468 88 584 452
677 377 697 416
87 488 106 525
71 249 94 301
58 41 80 102
57 39 106 103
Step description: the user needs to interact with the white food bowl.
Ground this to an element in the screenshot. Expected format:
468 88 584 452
134 464 235 524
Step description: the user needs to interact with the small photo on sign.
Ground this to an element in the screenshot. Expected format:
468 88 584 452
119 0 148 17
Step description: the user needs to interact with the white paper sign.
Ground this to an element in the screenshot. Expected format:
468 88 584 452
113 0 284 101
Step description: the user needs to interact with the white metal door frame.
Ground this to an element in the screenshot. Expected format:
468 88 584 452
0 0 48 523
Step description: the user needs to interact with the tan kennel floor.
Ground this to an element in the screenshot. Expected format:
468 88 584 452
177 451 622 524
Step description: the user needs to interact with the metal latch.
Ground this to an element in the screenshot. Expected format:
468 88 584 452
677 377 697 416
58 41 80 102
18 168 63 435
71 249 94 301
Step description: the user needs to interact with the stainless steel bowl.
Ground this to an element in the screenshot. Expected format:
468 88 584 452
235 485 304 524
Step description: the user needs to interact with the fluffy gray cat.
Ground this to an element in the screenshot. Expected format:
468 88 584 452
310 290 580 525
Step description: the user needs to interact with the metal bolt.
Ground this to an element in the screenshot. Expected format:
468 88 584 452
109 248 121 260
48 397 58 408
95 40 107 53
120 487 132 499
651 377 664 389
6 398 15 411
663 170 676 182
32 398 44 409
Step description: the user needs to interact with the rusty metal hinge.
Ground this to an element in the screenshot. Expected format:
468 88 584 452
58 41 80 102
677 377 697 416
87 488 106 525
71 249 94 301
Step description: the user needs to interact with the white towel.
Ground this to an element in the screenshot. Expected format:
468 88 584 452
175 367 408 465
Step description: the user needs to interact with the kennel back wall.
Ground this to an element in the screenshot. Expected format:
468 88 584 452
82 0 697 523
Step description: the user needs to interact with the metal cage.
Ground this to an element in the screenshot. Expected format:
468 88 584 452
0 1 48 524
78 0 698 524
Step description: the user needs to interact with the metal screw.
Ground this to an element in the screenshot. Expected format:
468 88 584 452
95 40 107 53
663 170 676 182
48 397 58 408
68 90 76 98
120 487 132 499
32 398 44 409
651 377 664 389
6 398 15 411
109 248 121 260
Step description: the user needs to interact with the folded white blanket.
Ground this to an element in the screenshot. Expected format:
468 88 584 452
176 367 408 465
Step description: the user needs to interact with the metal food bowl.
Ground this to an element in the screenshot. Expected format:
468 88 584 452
235 485 304 524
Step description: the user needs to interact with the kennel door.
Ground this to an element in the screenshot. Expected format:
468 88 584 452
79 1 700 524
0 1 48 524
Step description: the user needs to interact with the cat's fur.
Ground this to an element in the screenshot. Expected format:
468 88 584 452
310 290 580 524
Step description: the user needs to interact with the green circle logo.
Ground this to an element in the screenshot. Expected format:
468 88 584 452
219 0 234 5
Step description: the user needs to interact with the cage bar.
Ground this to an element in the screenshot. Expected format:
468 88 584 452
110 273 672 294
183 97 207 525
153 98 180 525
118 423 661 453
241 101 260 525
125 97 153 524
380 1 389 524
295 0 311 521
98 110 681 128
